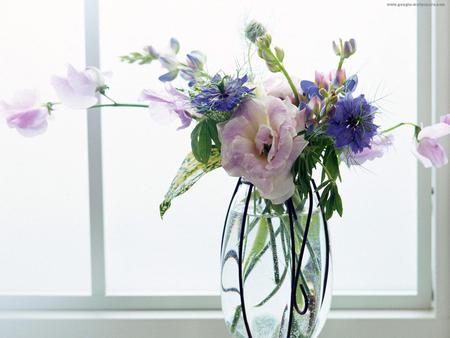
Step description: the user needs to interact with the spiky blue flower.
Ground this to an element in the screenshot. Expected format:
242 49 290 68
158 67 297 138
191 74 252 113
327 94 378 153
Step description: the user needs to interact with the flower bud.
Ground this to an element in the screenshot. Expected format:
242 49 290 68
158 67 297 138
256 33 272 49
144 46 159 59
186 50 206 70
170 38 180 54
332 38 357 58
245 21 267 43
274 46 285 62
343 40 356 58
332 40 340 56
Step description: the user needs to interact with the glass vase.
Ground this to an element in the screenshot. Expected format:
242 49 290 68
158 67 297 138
220 178 332 338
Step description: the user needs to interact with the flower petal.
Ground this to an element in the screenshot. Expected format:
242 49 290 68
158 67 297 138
418 122 450 140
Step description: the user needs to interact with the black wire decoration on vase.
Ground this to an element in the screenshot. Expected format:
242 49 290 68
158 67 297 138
220 178 332 338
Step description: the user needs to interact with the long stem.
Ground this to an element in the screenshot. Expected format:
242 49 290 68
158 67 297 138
267 218 281 284
89 103 149 109
380 122 420 135
265 49 300 105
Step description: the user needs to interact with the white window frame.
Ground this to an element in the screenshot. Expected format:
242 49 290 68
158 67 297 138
0 0 448 337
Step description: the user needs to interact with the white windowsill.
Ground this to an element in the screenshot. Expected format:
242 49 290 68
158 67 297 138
0 309 437 320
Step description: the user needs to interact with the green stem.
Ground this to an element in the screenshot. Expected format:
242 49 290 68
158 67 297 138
266 48 300 105
337 56 345 71
380 122 420 135
316 160 334 182
101 93 118 105
247 44 254 81
267 218 281 284
89 103 149 109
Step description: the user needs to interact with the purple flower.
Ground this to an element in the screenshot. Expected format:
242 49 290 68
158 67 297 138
413 114 450 168
0 90 48 137
327 94 378 153
342 135 393 166
140 85 192 130
192 74 252 113
218 96 308 204
51 65 107 109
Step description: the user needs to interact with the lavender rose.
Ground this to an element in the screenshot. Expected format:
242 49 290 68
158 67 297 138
218 96 308 204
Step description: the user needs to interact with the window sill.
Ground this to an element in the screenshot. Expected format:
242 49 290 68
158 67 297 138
0 309 438 320
0 309 447 338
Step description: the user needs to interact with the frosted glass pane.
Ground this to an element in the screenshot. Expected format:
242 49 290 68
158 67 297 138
0 1 91 294
101 0 417 294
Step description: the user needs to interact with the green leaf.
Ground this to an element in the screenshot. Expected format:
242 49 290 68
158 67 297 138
333 185 343 217
323 146 341 181
244 218 269 272
205 119 221 147
230 305 242 334
159 148 222 218
191 121 212 164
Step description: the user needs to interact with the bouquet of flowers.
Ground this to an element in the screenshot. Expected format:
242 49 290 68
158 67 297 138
2 20 449 338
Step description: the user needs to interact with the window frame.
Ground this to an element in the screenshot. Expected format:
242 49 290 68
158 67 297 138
0 0 449 336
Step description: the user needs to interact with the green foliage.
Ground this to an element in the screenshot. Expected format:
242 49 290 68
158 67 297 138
293 131 344 220
159 148 222 218
191 121 212 164
120 51 157 65
190 118 221 164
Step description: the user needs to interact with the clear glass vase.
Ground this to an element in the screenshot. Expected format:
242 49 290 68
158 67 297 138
220 178 332 338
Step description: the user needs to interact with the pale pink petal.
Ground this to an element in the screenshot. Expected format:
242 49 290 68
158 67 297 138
418 122 450 140
440 114 450 125
218 96 307 204
51 76 98 109
415 137 448 168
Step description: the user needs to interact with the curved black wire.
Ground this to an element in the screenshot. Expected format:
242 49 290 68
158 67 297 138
238 183 254 338
290 186 313 315
311 179 331 306
286 198 296 338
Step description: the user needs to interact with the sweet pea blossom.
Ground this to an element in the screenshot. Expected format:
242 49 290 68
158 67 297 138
141 85 192 130
51 64 107 109
343 135 393 166
0 90 48 137
218 96 308 204
414 114 450 168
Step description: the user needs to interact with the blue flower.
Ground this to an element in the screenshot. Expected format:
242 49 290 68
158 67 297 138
300 80 321 100
327 94 378 153
192 74 253 113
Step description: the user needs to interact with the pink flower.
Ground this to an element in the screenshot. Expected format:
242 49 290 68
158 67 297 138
315 71 330 90
413 115 450 168
314 69 347 89
51 65 107 109
263 75 300 103
141 85 192 130
0 90 48 137
218 96 308 204
342 135 393 166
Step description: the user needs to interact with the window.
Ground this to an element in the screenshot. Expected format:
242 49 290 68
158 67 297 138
0 0 449 337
